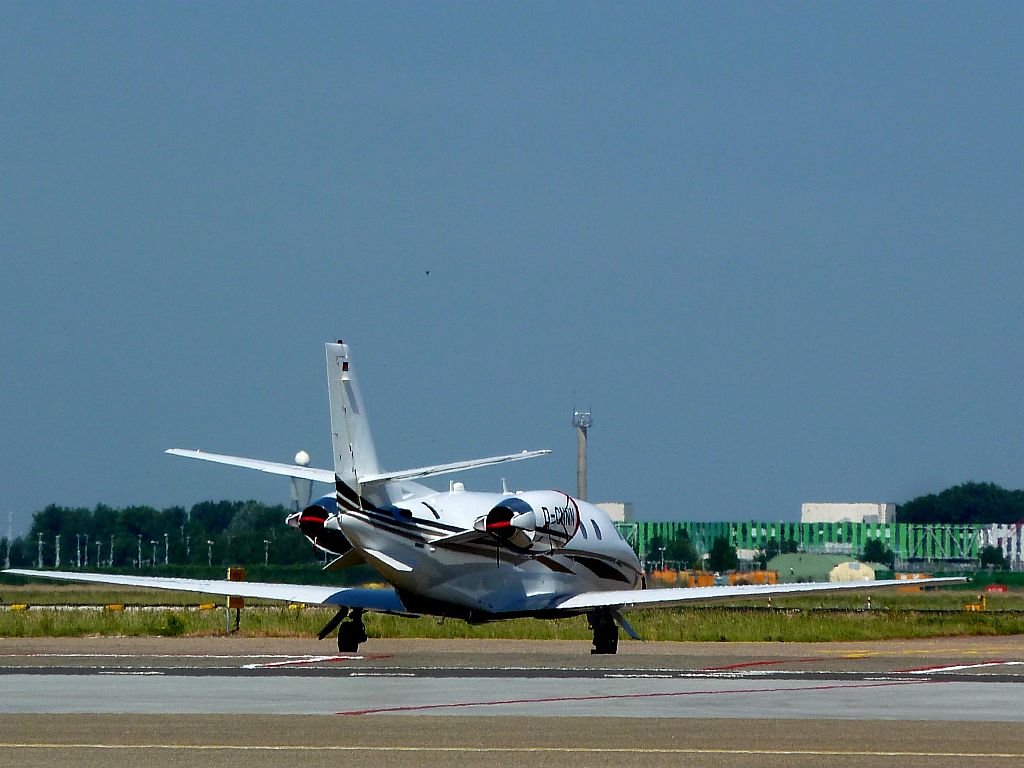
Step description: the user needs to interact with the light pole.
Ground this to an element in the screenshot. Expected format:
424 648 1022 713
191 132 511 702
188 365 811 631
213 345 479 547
4 511 12 569
185 535 191 563
95 540 101 567
109 534 114 567
263 539 271 565
150 540 157 567
76 534 81 568
207 540 214 567
137 534 142 569
54 534 61 568
37 533 43 568
84 534 89 567
572 409 592 501
164 533 169 565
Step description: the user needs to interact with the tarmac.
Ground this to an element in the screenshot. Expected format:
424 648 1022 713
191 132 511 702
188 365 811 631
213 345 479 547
2 635 1023 767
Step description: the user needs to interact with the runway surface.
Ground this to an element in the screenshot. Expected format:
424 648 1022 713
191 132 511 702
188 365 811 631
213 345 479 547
2 636 1023 766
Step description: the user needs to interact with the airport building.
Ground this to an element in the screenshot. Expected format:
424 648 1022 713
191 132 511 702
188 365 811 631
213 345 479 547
596 502 635 523
621 519 988 569
801 502 896 525
609 497 1022 570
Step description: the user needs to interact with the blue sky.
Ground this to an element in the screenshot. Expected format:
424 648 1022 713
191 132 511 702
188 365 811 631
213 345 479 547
2 3 1022 536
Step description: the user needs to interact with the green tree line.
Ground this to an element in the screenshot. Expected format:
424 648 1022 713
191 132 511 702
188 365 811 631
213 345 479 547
899 482 1024 524
3 501 316 570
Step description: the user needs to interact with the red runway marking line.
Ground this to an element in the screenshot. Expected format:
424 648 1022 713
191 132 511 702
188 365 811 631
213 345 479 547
701 657 822 671
337 679 935 716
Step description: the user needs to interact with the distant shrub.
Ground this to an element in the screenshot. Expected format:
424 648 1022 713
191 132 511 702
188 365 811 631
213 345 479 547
158 612 186 636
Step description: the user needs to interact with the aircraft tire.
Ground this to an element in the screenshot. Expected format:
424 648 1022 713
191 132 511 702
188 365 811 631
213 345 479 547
588 609 619 655
337 618 366 653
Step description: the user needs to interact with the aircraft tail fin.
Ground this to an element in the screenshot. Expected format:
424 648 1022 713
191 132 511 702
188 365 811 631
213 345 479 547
326 341 382 496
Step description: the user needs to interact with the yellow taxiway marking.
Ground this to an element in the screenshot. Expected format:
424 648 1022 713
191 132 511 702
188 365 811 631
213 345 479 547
2 744 1023 758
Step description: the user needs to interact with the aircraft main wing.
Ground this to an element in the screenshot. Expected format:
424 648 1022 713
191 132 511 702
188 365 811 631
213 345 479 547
553 576 966 612
3 569 411 614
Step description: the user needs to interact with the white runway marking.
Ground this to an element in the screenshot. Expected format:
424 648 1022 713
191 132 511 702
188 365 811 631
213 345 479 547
903 661 1024 675
2 653 312 660
3 743 1024 758
98 671 165 676
241 655 364 669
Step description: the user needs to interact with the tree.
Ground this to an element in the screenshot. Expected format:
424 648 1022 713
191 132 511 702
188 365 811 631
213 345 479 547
757 536 800 569
665 529 698 569
980 545 1007 569
862 538 895 568
706 536 738 572
899 482 1024 524
780 537 800 554
10 499 317 569
647 529 698 570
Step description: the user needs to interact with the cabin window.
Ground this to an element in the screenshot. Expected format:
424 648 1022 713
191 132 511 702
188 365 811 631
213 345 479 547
580 522 588 539
591 520 603 540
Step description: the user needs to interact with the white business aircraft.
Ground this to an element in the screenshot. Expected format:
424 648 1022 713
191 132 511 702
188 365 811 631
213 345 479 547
7 340 963 653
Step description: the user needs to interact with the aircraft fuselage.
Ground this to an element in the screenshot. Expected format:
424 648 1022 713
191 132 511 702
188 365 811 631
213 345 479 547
316 487 643 619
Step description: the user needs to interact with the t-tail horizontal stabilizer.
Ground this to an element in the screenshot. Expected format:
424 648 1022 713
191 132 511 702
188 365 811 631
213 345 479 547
165 448 551 486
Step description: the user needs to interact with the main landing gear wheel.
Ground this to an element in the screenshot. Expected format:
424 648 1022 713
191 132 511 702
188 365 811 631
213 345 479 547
588 608 619 655
337 608 367 653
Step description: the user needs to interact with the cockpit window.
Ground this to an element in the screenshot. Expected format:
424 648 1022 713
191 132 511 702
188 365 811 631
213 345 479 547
591 520 603 540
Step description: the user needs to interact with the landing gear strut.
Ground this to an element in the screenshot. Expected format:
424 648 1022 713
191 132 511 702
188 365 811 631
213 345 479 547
337 608 367 653
587 608 618 655
316 607 367 653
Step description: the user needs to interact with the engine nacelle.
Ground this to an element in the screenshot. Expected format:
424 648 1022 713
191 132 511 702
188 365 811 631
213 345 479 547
292 503 353 556
481 491 580 553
